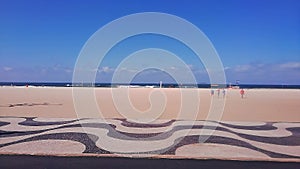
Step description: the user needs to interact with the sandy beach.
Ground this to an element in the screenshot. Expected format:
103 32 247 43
0 87 299 122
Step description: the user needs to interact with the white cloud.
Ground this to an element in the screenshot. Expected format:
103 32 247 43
98 66 114 73
65 69 73 73
224 66 231 70
234 64 252 72
224 62 300 84
170 66 176 70
279 62 300 69
3 67 12 71
103 67 111 73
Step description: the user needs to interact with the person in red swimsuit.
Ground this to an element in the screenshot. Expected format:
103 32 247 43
240 89 245 98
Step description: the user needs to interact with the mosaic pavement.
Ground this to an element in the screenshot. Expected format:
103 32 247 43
0 117 299 161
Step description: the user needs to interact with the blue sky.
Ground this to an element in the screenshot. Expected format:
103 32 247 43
0 0 299 84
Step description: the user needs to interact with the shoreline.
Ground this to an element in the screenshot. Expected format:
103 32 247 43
1 82 300 89
1 85 300 90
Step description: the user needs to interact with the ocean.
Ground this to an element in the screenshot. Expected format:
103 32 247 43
0 82 299 89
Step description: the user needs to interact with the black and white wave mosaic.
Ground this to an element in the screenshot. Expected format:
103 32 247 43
0 117 299 160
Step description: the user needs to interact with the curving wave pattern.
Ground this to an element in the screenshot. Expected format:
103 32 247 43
0 117 299 160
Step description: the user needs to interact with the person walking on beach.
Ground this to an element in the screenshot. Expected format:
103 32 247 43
211 89 214 96
222 88 226 98
217 89 220 98
240 89 245 98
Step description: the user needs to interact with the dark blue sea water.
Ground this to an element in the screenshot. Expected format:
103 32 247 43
0 82 299 89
